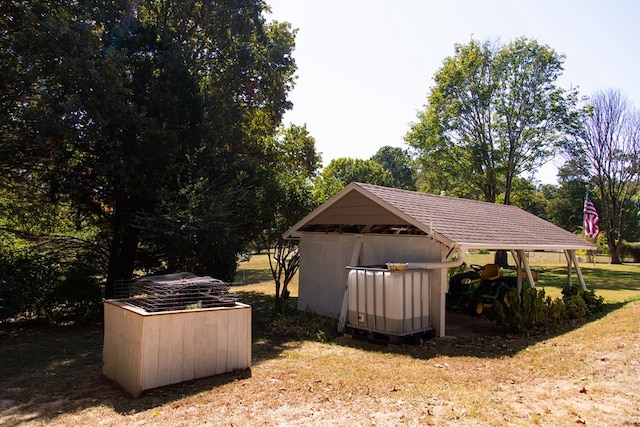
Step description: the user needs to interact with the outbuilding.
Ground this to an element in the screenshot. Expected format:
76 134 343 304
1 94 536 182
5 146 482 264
283 182 595 338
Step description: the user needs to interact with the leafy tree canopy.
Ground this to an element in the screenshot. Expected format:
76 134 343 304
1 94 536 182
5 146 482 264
406 37 578 204
314 158 394 202
1 0 298 296
260 123 321 312
370 146 417 190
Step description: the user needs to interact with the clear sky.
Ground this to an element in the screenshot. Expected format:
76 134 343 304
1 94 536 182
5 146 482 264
266 0 640 184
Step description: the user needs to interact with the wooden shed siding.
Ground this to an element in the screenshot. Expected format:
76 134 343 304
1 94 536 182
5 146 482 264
298 234 355 317
297 233 442 318
306 191 406 225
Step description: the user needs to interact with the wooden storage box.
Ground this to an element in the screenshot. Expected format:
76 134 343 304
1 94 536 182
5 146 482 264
103 299 251 397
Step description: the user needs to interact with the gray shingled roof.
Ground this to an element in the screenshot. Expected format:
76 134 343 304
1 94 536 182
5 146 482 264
286 182 594 251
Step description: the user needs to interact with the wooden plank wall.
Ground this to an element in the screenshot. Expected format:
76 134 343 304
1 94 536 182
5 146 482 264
103 301 251 398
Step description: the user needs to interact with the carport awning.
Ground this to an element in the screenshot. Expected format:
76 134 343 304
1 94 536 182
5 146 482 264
284 182 595 252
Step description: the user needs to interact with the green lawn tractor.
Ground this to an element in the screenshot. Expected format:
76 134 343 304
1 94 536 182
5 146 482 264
446 263 513 316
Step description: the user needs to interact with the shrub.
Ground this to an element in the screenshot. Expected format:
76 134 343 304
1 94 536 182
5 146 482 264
564 295 587 319
489 283 605 334
268 310 338 342
521 287 549 326
0 250 60 321
0 249 103 323
488 287 524 333
53 264 103 322
562 283 604 316
547 296 566 321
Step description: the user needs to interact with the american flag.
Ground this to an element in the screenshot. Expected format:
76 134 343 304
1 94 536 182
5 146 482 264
583 196 600 239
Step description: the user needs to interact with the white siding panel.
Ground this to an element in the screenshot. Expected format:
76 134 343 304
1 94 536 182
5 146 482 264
298 233 358 317
297 233 443 318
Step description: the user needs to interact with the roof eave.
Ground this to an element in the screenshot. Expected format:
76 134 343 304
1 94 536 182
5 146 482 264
460 243 597 251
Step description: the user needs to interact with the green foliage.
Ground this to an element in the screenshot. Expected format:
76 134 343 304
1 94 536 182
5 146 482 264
406 37 578 204
315 158 395 201
1 0 298 301
0 249 102 323
563 295 587 319
54 264 103 322
268 310 338 343
544 163 591 231
489 283 605 334
488 288 525 333
496 177 549 216
520 287 550 327
562 283 604 315
370 146 417 190
260 124 321 313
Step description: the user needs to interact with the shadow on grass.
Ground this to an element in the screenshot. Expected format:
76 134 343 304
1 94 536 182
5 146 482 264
0 327 254 423
0 291 306 424
335 301 630 360
0 292 633 424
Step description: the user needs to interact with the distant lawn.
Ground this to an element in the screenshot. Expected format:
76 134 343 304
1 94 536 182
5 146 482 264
236 252 640 304
235 253 299 296
463 251 640 303
534 264 640 302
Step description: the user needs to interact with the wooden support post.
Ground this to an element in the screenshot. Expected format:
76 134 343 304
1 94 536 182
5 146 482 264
564 250 572 288
518 249 536 289
337 236 363 333
567 249 588 291
510 250 523 296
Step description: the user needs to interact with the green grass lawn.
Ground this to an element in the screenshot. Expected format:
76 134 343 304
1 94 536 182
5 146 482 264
236 251 640 304
0 251 638 426
462 250 640 303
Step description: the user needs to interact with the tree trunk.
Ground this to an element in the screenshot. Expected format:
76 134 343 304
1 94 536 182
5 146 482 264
494 250 510 268
608 238 623 264
105 223 140 299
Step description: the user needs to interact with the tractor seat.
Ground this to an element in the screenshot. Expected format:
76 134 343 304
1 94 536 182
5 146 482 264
481 264 501 281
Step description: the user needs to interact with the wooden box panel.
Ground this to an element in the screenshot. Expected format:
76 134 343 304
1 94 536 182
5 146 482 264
103 300 251 397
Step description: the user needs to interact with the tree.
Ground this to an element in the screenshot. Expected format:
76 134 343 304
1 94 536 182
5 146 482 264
262 124 321 313
405 37 578 204
314 158 394 201
370 146 417 190
0 0 114 284
1 1 298 298
544 162 591 233
566 89 640 263
406 39 498 201
496 177 548 217
493 38 578 205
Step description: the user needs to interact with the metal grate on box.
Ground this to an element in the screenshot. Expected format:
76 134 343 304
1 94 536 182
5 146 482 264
113 272 238 313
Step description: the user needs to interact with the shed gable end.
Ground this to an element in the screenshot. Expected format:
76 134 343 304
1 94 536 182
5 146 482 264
306 190 405 226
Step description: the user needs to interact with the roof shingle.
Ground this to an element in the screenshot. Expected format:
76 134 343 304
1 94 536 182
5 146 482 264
285 182 595 251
